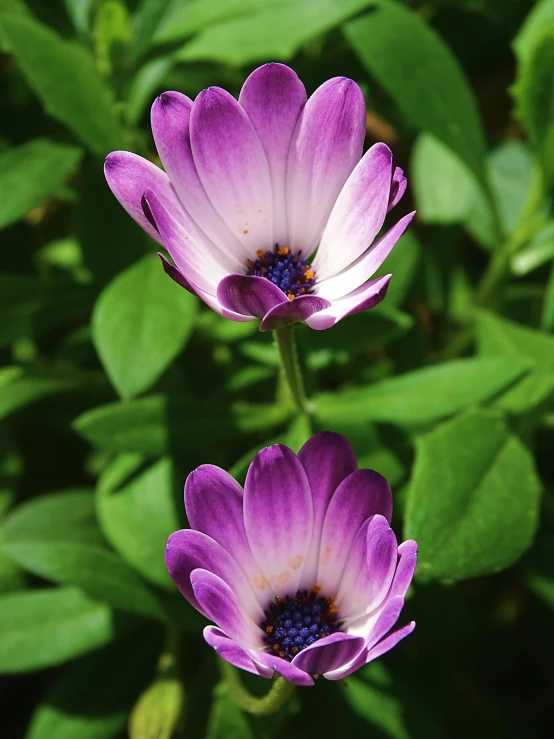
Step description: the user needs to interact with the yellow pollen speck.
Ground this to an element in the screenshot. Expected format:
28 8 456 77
277 246 289 256
312 585 322 594
276 570 290 587
243 229 249 234
288 554 304 570
304 269 315 280
287 293 294 301
256 249 265 257
251 574 267 591
329 604 338 615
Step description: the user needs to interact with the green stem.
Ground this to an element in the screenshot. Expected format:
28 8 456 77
274 326 311 415
221 662 295 716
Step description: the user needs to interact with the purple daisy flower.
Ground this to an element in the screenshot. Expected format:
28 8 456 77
165 432 417 685
105 63 414 331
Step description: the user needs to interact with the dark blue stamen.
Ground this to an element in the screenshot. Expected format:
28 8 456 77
245 244 316 300
261 588 341 662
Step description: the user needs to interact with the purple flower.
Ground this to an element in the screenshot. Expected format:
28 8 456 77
105 64 414 331
165 432 417 685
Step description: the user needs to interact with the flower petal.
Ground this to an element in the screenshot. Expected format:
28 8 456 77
104 151 186 244
286 77 366 256
244 444 313 596
191 569 263 648
297 432 358 588
203 626 274 678
313 143 394 281
336 515 398 621
316 212 415 301
253 652 314 686
190 87 273 256
143 188 233 295
159 254 255 322
305 274 391 330
388 166 407 212
292 633 365 676
389 540 418 599
240 63 307 246
185 465 267 604
151 91 245 261
217 274 286 318
316 469 392 595
365 621 415 664
259 295 330 332
165 529 263 623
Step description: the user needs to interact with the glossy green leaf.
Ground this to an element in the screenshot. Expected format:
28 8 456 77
476 310 554 413
345 1 490 200
132 0 174 58
97 455 179 589
513 0 554 63
0 587 116 673
511 221 554 275
26 626 162 739
0 13 122 155
315 358 528 427
0 139 82 230
92 254 197 399
173 0 377 66
405 410 541 581
74 395 291 455
373 230 421 308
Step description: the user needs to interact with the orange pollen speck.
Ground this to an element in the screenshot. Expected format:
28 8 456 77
256 249 265 257
287 293 294 301
304 269 315 280
312 585 322 594
277 246 290 256
265 625 274 633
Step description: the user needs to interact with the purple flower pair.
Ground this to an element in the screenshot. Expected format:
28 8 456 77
105 63 413 331
165 432 416 685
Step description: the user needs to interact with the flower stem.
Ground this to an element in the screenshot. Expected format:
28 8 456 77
274 326 311 416
221 662 295 716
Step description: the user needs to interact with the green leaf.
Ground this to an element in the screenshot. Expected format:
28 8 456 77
2 543 165 621
513 0 554 63
173 0 377 66
314 358 528 428
62 0 95 36
373 230 421 308
73 395 291 455
476 310 554 413
129 656 185 739
26 626 163 739
96 455 179 589
1 489 103 547
411 133 475 225
132 0 174 58
511 221 554 275
0 139 82 230
0 366 96 422
487 141 536 238
0 587 116 673
92 254 197 399
0 13 123 155
206 683 254 739
405 409 542 582
513 25 554 183
345 2 490 199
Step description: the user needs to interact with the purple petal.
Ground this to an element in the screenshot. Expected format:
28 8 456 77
389 540 418 599
365 621 415 664
253 652 314 686
165 529 263 623
316 212 415 301
191 569 262 647
203 626 273 678
104 151 186 244
388 166 407 212
297 432 358 588
158 253 195 294
244 444 313 596
286 77 366 257
259 295 331 332
185 465 268 604
190 87 273 256
314 143 394 281
151 91 245 261
240 63 307 246
217 274 286 318
143 188 233 295
292 633 365 676
336 515 398 621
305 274 391 330
315 470 392 595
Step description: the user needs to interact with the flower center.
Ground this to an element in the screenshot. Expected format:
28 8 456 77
245 245 317 301
261 587 341 662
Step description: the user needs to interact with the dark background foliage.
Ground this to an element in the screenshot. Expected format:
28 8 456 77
0 0 553 737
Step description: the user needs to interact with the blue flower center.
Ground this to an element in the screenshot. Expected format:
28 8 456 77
261 587 341 662
245 245 317 300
